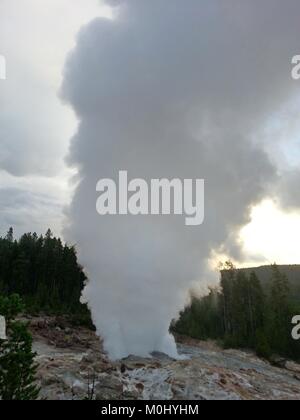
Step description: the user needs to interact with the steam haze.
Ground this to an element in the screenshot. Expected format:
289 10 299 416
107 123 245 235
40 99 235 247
61 0 300 359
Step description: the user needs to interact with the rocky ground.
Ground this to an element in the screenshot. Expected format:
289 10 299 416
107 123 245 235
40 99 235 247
27 317 300 400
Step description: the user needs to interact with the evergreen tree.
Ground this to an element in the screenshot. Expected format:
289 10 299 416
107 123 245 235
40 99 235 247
0 295 40 400
0 322 40 400
175 265 299 363
0 228 89 318
268 265 291 356
5 228 14 243
0 294 24 322
219 261 236 337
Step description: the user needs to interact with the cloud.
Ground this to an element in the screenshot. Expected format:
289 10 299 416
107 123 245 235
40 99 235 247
0 170 71 237
0 0 110 177
0 0 111 236
0 187 62 238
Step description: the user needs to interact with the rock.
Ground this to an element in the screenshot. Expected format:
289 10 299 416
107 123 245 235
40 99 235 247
286 361 300 374
94 376 123 400
270 355 287 369
29 316 300 401
134 363 146 369
40 374 60 387
122 389 139 400
135 382 144 392
121 363 127 373
81 353 96 365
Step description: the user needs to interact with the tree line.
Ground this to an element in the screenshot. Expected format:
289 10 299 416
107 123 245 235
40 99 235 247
0 228 89 323
175 263 300 361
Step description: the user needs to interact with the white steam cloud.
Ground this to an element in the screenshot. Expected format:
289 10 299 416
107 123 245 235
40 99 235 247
61 0 300 359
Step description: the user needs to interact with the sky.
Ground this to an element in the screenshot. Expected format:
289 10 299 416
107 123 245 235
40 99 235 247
0 0 112 236
0 0 300 267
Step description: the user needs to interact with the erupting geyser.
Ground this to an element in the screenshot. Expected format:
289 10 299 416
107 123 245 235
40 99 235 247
61 0 300 359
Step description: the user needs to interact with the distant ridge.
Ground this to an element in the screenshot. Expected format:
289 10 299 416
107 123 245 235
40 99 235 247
237 265 300 302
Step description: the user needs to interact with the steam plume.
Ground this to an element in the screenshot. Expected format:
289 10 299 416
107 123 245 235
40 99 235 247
61 0 300 359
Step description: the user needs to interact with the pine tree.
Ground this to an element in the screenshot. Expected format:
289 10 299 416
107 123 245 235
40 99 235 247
0 322 40 400
220 261 236 337
0 228 88 315
5 228 14 243
0 294 24 322
0 295 40 400
175 265 299 362
268 265 291 356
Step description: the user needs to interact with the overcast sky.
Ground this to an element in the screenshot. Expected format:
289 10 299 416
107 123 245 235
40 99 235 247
0 0 112 237
0 0 300 265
